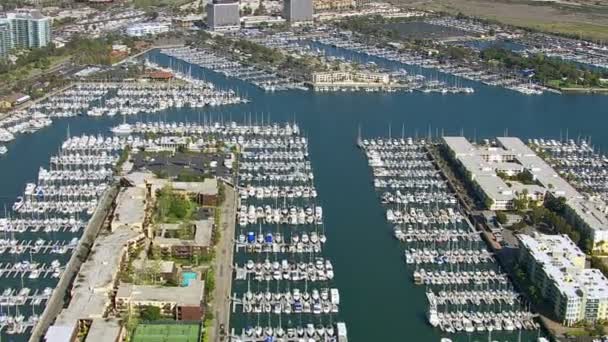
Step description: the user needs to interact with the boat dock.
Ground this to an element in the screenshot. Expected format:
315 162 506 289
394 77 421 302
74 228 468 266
360 137 538 338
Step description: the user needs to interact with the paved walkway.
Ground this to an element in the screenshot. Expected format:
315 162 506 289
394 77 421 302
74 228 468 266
209 185 236 341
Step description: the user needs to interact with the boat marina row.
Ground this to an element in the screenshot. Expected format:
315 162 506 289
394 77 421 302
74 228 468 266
226 121 347 342
158 47 307 92
0 75 247 156
313 32 550 95
0 131 125 337
359 136 540 339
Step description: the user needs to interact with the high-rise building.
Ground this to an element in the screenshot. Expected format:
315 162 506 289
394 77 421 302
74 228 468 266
283 0 313 23
2 10 51 52
0 21 11 59
206 0 240 31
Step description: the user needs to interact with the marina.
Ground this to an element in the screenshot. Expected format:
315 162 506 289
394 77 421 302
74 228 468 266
0 46 606 340
238 30 475 94
528 138 608 203
228 122 347 341
312 32 549 95
0 78 246 155
0 133 122 338
359 137 540 339
158 47 307 92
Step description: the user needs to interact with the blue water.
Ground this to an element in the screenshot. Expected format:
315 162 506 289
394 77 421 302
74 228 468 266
460 40 528 52
0 47 607 341
182 272 197 287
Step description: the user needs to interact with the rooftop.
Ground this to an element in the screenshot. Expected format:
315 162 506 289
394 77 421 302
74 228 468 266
85 318 123 342
116 279 204 307
5 10 48 20
125 171 218 196
519 233 608 300
155 219 213 248
53 227 142 329
444 137 608 234
497 137 608 232
112 187 146 229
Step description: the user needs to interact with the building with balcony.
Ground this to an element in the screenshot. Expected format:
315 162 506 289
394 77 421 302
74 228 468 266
115 278 205 320
1 10 51 50
518 233 608 325
313 0 355 12
0 21 11 58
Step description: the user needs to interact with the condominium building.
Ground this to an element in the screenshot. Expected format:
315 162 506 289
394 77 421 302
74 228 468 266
518 233 608 325
116 279 205 320
206 0 240 31
443 136 608 252
443 136 543 210
283 0 313 22
125 22 170 37
311 71 389 84
444 137 608 252
3 10 51 50
0 21 11 58
313 0 355 12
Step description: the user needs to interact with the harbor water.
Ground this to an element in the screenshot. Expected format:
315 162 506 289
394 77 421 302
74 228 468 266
0 48 608 341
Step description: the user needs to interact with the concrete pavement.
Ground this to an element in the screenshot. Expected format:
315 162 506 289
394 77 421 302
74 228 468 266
208 185 236 341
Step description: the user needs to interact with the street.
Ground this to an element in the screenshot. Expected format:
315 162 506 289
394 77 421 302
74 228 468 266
209 185 236 341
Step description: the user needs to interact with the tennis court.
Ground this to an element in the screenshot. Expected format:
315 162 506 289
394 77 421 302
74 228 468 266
132 323 200 342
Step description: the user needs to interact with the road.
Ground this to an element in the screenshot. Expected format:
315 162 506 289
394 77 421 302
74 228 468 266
0 83 75 122
209 184 236 341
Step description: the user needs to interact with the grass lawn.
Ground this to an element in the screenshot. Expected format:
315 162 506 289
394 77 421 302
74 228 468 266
547 79 608 91
403 0 608 41
133 323 200 342
0 55 70 89
515 21 608 42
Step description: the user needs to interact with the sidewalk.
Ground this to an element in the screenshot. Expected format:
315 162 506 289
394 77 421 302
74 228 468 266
208 185 236 341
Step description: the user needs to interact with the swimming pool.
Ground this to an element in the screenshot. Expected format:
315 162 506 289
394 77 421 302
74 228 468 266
181 272 197 287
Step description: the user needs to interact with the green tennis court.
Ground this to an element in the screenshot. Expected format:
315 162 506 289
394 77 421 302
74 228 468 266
132 323 200 342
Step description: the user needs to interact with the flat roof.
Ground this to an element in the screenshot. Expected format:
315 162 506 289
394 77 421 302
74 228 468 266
54 227 142 327
85 318 123 342
194 219 213 246
155 219 213 248
444 137 608 234
126 171 218 196
519 233 608 300
112 187 146 228
497 137 608 232
44 324 75 342
173 178 218 195
116 279 204 306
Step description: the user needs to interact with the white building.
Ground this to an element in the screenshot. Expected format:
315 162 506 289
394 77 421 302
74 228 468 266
125 22 170 37
518 233 608 325
0 10 51 52
241 15 286 28
311 71 389 84
206 0 240 31
443 136 547 210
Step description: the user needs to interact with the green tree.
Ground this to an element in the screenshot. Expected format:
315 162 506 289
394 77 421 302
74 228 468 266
140 306 162 321
121 306 140 339
495 211 508 225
